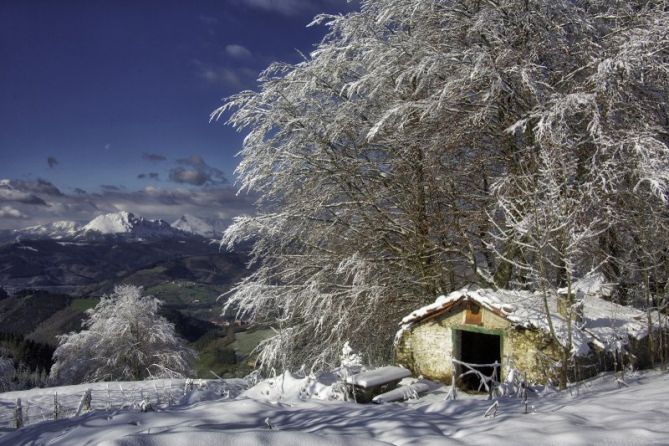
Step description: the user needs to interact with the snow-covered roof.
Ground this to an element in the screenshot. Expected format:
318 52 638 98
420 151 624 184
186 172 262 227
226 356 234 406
557 273 614 298
397 283 662 357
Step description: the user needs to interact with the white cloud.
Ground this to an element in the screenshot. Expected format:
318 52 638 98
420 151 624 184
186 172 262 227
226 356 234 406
0 206 28 219
225 44 253 60
0 179 50 205
0 178 256 230
0 188 45 205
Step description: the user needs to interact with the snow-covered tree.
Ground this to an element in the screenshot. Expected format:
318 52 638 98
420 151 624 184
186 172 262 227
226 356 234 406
489 144 608 388
0 355 16 392
50 285 195 384
215 0 669 372
487 1 669 386
612 196 669 368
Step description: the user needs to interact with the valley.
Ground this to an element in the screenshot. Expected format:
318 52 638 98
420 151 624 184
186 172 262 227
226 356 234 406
0 211 259 381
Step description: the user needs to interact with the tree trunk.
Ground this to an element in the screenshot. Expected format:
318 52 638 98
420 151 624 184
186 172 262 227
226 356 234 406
559 348 569 390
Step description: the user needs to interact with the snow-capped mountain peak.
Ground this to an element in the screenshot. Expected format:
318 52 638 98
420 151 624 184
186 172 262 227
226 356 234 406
172 214 216 238
14 220 81 239
82 211 182 238
3 212 207 244
83 211 136 234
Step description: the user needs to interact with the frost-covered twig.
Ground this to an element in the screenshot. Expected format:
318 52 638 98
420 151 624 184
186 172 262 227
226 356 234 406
484 401 499 418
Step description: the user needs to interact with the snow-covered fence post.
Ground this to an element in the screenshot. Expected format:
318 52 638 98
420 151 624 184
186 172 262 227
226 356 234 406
53 393 60 421
167 381 175 406
138 388 153 413
106 383 112 410
487 362 495 400
184 378 193 394
153 382 161 407
14 398 23 429
446 360 458 401
488 361 500 400
76 389 92 416
23 400 30 426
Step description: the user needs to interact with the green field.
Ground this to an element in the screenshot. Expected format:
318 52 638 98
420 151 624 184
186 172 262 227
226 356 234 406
70 298 99 312
193 327 274 378
145 282 224 306
230 328 274 356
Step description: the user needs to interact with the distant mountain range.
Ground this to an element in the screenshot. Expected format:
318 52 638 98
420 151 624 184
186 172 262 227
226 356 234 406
0 211 246 297
14 220 81 240
0 211 251 378
83 211 184 238
0 211 225 244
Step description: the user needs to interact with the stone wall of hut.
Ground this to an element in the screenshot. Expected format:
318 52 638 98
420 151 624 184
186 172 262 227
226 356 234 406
395 304 563 385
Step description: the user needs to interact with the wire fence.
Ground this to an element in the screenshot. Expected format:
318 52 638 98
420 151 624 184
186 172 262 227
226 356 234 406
0 378 234 430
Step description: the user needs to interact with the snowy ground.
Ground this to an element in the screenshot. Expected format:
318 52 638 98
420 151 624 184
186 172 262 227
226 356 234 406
1 370 668 445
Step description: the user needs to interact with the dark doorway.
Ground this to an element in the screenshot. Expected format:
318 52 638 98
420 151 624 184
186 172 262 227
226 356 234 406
455 330 501 391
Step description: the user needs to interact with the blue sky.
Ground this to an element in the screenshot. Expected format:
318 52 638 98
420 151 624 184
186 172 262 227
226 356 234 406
0 0 358 229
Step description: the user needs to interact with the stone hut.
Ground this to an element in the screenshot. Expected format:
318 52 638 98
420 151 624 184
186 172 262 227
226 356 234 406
395 280 661 388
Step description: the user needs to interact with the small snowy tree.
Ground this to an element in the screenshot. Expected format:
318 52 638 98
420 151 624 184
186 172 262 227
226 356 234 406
50 285 196 384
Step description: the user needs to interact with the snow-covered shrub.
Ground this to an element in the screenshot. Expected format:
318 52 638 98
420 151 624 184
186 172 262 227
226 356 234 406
243 369 262 387
339 341 363 371
243 369 349 403
50 285 196 384
240 344 368 403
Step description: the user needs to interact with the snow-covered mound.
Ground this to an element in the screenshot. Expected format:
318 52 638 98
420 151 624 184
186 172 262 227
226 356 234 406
2 370 669 445
82 211 184 239
99 431 388 446
241 370 350 403
172 214 216 238
557 272 614 298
